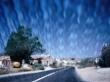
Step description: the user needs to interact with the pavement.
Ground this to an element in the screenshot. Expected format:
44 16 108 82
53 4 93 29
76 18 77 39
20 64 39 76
76 67 110 82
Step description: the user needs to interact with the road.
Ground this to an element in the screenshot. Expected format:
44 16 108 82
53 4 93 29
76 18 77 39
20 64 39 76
0 67 84 82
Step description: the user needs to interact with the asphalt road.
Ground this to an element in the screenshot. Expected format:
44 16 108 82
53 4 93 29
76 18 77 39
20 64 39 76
0 67 84 82
0 68 61 82
33 67 84 82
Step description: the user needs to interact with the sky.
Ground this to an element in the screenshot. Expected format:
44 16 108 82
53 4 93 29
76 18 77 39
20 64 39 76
0 0 110 58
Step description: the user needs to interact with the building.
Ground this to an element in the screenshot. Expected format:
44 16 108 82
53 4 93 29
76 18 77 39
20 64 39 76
60 57 80 67
31 54 54 66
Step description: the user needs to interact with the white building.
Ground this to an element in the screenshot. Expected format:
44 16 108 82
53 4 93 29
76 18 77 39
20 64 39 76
31 54 54 66
60 58 79 67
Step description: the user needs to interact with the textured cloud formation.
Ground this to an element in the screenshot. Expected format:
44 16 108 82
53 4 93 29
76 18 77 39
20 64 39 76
0 0 110 58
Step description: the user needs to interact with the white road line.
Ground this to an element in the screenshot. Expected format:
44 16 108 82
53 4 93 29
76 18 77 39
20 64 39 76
32 72 56 82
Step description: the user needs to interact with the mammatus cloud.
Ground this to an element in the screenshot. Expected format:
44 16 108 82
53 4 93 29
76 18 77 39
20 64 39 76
0 0 110 58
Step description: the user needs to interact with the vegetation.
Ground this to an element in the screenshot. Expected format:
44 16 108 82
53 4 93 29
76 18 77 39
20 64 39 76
5 26 45 66
50 61 58 68
78 43 110 68
99 43 110 67
77 57 94 68
32 63 44 70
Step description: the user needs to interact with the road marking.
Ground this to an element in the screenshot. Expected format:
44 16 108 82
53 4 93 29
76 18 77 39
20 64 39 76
32 72 56 82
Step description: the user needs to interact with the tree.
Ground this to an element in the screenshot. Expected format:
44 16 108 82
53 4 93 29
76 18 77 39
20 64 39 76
79 57 94 68
5 26 45 65
99 43 110 67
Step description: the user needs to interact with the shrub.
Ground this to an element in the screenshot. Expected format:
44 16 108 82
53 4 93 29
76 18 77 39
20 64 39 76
99 43 110 67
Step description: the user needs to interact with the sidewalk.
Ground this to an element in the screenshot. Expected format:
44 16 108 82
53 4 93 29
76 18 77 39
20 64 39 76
76 67 110 82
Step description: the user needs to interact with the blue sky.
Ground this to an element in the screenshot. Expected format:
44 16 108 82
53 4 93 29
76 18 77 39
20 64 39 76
0 0 110 58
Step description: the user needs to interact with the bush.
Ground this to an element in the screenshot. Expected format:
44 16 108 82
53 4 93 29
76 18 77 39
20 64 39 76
5 26 45 65
78 58 94 68
99 43 110 67
32 63 44 70
50 61 58 68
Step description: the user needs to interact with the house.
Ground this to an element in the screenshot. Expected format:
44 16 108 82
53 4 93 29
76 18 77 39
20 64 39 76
31 54 54 66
